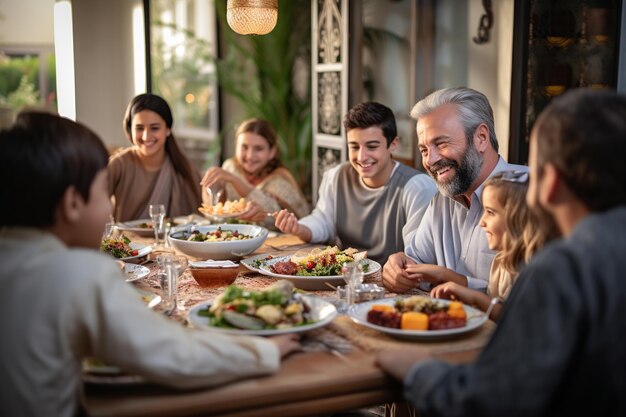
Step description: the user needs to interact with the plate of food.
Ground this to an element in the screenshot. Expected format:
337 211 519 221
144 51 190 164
188 280 337 336
240 253 281 273
252 246 381 290
347 296 488 340
121 262 150 282
198 198 247 222
114 219 155 237
116 218 183 237
101 235 152 262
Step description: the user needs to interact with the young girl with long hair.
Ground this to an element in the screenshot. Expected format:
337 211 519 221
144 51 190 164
430 170 558 321
201 118 310 228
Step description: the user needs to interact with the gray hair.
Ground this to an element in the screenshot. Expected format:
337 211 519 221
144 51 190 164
410 87 499 152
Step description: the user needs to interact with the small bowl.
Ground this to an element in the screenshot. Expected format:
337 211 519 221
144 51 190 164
336 283 386 303
189 267 239 288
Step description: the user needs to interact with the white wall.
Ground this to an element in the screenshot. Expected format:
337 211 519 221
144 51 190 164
467 0 513 161
0 0 54 45
0 0 137 149
72 0 140 149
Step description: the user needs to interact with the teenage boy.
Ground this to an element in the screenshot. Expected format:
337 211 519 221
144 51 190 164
274 101 437 265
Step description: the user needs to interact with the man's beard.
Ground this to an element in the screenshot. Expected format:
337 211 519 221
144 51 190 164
430 142 483 198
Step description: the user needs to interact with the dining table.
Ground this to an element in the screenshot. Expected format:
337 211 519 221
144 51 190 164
82 225 496 417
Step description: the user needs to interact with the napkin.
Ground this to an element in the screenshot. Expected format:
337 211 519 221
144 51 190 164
189 259 239 268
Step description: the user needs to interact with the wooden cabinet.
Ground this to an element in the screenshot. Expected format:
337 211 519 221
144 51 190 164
509 0 626 164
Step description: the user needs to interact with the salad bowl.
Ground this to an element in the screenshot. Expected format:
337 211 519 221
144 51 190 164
168 224 268 259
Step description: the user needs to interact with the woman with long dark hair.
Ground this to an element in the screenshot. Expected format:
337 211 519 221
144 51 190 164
108 93 202 221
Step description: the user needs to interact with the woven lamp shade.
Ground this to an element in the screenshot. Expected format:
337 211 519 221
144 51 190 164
227 0 278 35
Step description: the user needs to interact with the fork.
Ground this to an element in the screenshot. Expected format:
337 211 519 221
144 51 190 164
301 338 354 364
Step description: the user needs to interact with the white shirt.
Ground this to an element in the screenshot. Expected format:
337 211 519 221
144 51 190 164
0 228 279 417
406 157 527 290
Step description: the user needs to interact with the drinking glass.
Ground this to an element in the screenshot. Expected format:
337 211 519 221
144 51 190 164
156 254 188 313
102 214 115 241
149 204 166 248
341 262 364 310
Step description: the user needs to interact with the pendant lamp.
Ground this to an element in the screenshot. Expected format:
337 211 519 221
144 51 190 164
227 0 278 35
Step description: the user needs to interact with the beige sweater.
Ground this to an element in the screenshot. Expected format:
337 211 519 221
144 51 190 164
222 158 311 228
108 147 202 221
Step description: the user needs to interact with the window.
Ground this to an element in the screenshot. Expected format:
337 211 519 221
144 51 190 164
0 46 57 125
149 0 219 170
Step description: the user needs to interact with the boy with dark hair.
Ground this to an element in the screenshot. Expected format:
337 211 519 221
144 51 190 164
274 101 436 265
0 112 299 417
378 89 626 416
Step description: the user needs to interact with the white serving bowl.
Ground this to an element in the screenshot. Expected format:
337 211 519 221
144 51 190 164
168 224 268 260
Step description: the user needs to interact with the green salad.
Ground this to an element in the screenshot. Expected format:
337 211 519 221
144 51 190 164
198 281 312 330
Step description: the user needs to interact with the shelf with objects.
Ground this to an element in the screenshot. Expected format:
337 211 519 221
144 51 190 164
509 0 626 164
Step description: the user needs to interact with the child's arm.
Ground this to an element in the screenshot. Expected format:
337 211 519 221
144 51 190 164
430 282 504 321
403 263 469 287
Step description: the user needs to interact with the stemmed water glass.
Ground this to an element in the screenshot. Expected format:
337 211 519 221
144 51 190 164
149 204 166 248
156 254 188 314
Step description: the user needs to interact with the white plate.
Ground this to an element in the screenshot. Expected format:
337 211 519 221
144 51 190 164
115 219 155 237
199 207 245 223
123 263 150 282
187 295 338 336
118 242 152 262
240 253 282 272
347 297 488 340
204 212 244 222
256 256 381 291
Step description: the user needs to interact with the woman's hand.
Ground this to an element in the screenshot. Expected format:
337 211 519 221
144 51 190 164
201 167 253 198
238 201 272 223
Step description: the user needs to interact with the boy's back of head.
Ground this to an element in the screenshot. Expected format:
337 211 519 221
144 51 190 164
534 89 626 212
0 112 109 228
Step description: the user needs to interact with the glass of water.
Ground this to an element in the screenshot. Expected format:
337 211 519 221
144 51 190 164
149 204 166 248
156 254 188 313
341 262 364 311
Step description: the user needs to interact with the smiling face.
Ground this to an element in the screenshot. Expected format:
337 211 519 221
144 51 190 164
347 126 397 188
131 110 170 160
235 132 276 177
479 185 506 251
417 104 483 198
